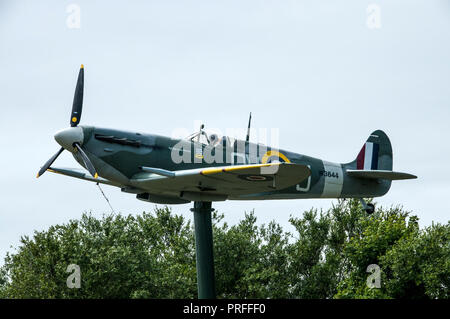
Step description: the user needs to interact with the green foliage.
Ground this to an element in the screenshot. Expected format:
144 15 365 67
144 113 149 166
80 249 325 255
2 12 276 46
335 206 449 299
213 211 292 298
380 222 449 299
0 207 197 298
0 200 448 299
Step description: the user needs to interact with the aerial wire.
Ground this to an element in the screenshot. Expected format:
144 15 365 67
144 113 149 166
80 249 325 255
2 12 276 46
96 182 116 214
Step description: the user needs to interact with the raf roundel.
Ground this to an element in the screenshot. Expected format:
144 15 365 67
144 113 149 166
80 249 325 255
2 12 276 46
261 150 291 164
237 174 273 182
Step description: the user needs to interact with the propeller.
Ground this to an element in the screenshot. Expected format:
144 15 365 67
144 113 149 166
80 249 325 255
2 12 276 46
37 65 98 179
74 143 98 178
70 64 84 127
36 147 64 178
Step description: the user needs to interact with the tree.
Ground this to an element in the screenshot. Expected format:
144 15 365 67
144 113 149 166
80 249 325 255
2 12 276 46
213 211 292 298
335 206 449 299
379 222 449 299
0 200 448 299
0 207 197 298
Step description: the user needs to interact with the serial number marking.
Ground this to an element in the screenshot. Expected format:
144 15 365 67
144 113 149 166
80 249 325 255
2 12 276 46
319 170 339 178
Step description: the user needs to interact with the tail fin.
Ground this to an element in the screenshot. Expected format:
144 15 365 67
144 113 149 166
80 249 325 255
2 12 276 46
342 130 415 197
345 130 417 181
351 130 392 171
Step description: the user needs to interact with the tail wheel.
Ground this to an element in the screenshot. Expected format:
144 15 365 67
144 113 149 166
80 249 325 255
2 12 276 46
365 203 375 214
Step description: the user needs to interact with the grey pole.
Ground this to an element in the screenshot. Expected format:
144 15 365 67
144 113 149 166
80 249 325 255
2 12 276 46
191 201 216 299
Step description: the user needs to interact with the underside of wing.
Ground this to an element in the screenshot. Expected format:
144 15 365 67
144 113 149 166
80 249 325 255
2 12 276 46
130 163 311 197
346 169 417 180
46 167 122 186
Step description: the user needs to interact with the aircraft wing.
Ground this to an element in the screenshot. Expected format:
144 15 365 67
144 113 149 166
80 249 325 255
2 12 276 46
46 167 122 186
130 163 310 196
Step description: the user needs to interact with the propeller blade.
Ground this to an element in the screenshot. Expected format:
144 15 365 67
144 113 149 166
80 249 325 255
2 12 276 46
36 147 64 178
74 143 98 178
70 65 84 127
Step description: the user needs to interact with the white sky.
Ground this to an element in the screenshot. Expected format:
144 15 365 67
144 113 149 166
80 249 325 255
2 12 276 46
1 0 449 264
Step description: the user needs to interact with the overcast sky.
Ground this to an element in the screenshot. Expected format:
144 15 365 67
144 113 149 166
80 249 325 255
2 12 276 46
1 0 449 264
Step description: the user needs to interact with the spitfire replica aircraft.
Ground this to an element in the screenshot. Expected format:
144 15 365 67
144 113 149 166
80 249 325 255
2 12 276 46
37 66 416 299
37 66 416 214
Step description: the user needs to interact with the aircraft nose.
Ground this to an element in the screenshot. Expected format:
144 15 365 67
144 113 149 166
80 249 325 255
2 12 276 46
54 126 84 151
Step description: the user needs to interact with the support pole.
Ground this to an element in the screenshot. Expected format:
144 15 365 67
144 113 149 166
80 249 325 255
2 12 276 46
191 201 216 299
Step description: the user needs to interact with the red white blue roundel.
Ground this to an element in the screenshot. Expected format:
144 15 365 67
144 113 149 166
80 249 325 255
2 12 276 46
237 174 273 182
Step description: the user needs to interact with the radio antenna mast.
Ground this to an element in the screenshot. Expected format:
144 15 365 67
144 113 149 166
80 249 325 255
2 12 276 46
245 112 252 143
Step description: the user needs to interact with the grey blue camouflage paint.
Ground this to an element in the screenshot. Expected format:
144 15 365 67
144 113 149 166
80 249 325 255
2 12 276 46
66 126 393 203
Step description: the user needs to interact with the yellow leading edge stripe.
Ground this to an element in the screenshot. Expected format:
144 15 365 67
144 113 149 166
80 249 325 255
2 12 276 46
201 163 281 175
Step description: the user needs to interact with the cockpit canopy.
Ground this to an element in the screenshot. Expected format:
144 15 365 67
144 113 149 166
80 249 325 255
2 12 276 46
184 128 236 147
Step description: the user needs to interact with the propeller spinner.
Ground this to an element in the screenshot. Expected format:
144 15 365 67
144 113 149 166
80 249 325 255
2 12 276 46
36 65 98 179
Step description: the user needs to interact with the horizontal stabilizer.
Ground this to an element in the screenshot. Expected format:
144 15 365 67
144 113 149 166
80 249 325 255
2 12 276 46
346 169 417 180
